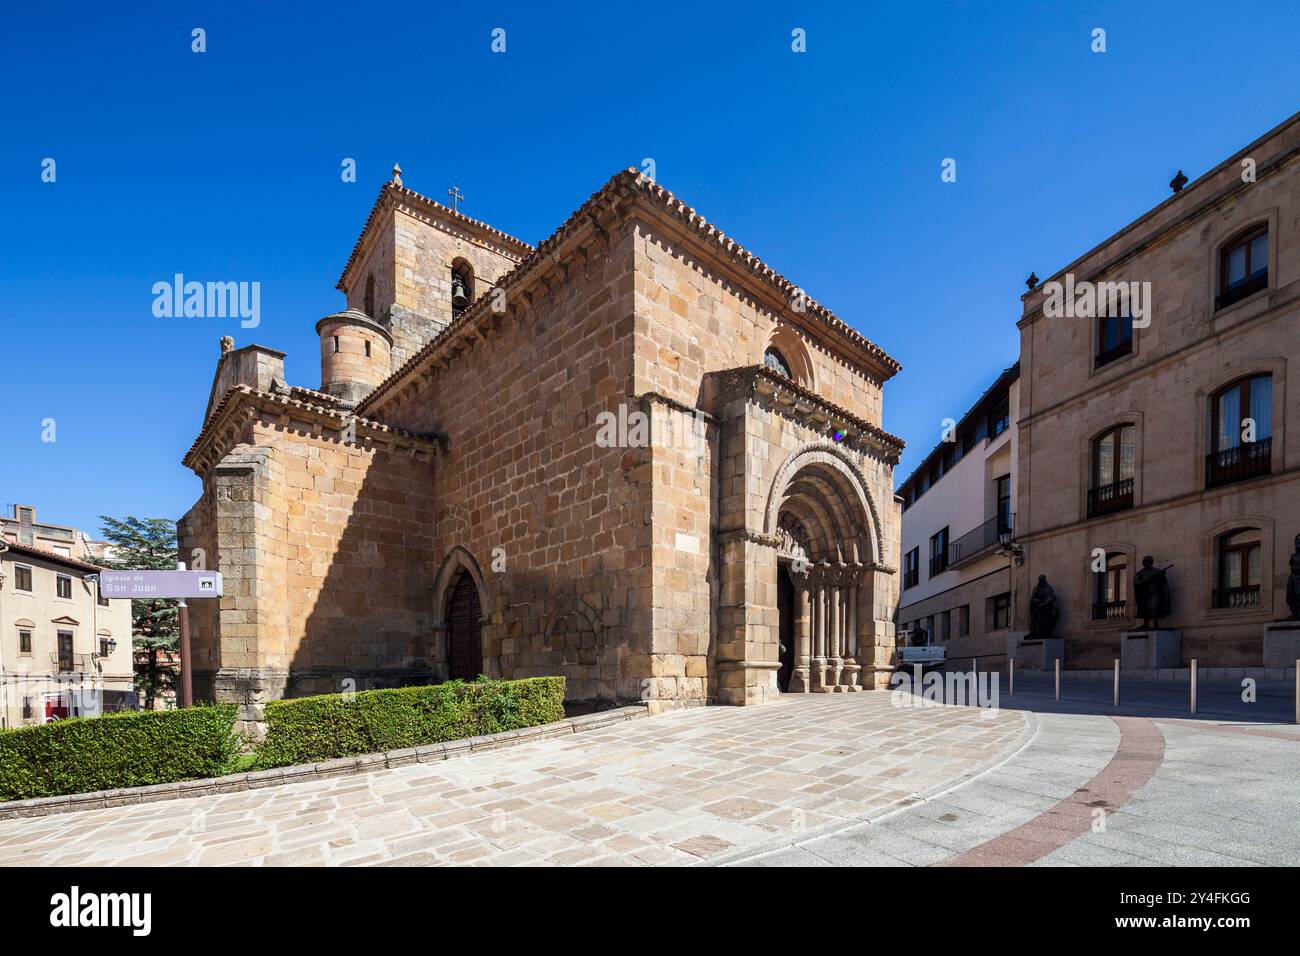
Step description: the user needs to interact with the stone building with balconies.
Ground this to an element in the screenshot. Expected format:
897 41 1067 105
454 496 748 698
1012 111 1300 669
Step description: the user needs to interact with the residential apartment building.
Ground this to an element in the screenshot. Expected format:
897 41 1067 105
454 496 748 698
1013 112 1300 668
0 541 134 727
897 364 1019 669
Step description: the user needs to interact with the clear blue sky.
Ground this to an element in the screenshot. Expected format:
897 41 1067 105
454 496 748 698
2 0 1297 536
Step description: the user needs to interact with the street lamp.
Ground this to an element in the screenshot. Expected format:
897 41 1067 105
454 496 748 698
997 529 1025 566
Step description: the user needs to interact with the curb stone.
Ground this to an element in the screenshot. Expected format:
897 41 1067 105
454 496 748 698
0 704 651 821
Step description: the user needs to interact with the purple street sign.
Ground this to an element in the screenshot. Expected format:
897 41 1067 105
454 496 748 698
99 570 223 599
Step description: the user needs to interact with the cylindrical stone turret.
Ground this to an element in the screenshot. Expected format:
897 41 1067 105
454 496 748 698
315 308 393 405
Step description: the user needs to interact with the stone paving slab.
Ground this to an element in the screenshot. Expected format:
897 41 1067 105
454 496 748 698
725 702 1300 868
0 693 1027 867
6 682 1294 868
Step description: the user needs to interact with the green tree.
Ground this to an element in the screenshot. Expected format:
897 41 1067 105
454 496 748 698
96 516 180 709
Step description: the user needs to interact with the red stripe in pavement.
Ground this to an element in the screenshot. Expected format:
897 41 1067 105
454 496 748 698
941 716 1165 867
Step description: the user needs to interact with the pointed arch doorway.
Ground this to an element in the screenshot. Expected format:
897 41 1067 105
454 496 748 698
433 547 491 683
447 573 483 680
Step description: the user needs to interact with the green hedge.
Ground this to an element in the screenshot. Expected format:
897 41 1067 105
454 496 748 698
255 676 566 769
0 704 241 802
0 678 568 803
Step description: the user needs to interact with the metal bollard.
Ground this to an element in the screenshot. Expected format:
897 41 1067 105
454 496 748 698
1055 657 1061 701
1190 658 1198 715
1009 659 1015 697
1113 658 1120 708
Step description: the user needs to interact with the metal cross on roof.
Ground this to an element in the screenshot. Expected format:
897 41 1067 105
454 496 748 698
447 185 464 212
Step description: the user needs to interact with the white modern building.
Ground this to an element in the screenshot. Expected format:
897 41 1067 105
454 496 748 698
896 363 1020 670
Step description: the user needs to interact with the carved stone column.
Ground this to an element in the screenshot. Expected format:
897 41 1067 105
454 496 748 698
790 568 811 693
811 565 833 692
840 564 864 691
828 566 844 691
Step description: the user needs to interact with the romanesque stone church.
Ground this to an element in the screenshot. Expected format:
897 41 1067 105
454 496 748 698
179 166 904 726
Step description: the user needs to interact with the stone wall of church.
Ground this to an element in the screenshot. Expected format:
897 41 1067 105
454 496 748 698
628 218 901 704
638 395 717 706
179 419 438 725
629 220 888 425
263 423 436 685
378 226 649 706
345 208 396 321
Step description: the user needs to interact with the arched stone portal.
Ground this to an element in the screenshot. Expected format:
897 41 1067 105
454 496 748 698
711 363 903 707
769 449 877 693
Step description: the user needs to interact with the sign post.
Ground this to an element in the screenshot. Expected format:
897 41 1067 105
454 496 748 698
178 596 193 709
99 567 222 708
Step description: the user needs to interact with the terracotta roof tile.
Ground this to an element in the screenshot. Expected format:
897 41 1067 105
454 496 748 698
0 540 104 574
182 384 441 473
358 168 901 415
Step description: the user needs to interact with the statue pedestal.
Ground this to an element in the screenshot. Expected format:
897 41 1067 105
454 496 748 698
1263 622 1300 667
1121 630 1182 670
1012 636 1064 670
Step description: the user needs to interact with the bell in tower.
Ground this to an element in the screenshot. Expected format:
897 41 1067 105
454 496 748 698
451 262 473 319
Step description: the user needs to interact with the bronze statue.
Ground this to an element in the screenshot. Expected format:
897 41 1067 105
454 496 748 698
1133 555 1172 630
1285 534 1300 622
1029 574 1058 638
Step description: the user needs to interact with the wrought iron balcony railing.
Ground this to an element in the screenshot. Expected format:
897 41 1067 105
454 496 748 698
1206 437 1271 489
1087 477 1134 518
1092 600 1128 621
1211 585 1260 610
50 652 93 673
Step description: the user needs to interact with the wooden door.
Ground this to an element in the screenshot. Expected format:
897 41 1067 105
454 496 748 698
447 575 482 680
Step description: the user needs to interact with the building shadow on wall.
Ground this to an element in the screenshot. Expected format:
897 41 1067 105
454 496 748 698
292 436 437 699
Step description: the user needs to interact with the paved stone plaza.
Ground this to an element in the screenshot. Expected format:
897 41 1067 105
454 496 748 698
1 687 1297 867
